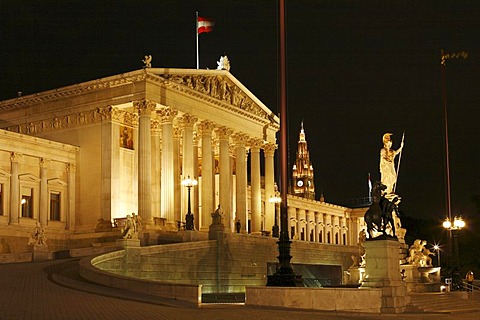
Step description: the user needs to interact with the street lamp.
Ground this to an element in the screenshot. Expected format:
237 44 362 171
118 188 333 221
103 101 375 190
443 216 466 288
182 175 197 230
433 244 441 267
269 184 281 238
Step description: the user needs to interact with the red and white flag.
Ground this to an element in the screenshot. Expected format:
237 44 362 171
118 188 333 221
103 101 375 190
197 17 214 34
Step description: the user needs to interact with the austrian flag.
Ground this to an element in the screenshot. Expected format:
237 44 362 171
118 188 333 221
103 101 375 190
197 17 214 34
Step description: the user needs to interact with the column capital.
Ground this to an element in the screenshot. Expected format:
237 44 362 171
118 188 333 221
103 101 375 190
197 120 215 135
10 152 22 163
39 158 51 168
249 138 263 152
178 114 198 128
263 142 277 156
151 119 162 134
173 126 182 139
215 126 233 140
156 107 178 123
66 163 77 173
232 133 249 146
134 99 156 115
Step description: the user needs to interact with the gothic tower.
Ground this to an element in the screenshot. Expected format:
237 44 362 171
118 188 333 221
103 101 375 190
292 122 316 199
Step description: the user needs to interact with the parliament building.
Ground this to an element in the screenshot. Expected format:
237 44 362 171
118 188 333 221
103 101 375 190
0 67 367 287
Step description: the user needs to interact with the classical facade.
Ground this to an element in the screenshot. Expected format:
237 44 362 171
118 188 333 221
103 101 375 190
0 67 366 255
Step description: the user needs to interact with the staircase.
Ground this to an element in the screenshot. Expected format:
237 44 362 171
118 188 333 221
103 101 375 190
407 292 480 313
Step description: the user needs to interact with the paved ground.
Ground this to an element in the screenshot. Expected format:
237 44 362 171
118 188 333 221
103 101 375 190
1 259 480 320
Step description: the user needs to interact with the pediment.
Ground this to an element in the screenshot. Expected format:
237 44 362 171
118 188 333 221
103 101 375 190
19 173 40 182
0 169 11 178
47 178 68 186
151 69 279 126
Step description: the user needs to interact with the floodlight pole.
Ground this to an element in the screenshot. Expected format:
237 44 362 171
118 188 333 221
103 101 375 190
267 0 297 287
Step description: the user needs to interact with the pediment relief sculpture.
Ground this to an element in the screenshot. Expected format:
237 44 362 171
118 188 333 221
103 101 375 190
162 74 269 120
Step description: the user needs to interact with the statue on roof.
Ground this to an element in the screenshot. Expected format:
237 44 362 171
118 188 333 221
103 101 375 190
142 55 152 68
216 55 230 71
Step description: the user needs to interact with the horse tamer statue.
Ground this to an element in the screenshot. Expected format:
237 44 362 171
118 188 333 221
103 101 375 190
364 181 398 240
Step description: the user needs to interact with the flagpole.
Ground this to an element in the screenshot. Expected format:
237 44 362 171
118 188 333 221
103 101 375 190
196 11 199 69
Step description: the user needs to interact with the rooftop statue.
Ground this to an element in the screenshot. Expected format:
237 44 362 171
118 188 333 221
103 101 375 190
142 55 152 68
216 55 231 71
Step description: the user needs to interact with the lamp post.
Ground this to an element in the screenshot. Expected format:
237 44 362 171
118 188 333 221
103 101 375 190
433 244 441 267
443 216 466 288
269 184 281 238
182 176 197 230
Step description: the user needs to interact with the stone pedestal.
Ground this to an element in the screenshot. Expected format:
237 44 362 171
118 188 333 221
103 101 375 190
402 265 441 292
31 245 51 261
347 266 365 285
362 239 408 313
116 238 141 277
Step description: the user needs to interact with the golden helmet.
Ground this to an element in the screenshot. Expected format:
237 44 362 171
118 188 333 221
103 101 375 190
382 133 393 145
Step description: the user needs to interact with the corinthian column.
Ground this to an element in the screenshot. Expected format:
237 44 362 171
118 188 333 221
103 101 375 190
179 114 198 227
39 158 50 227
157 107 178 222
173 126 182 224
193 132 200 230
215 126 233 232
233 133 249 233
135 99 156 223
197 120 215 231
9 153 21 225
66 163 76 230
250 139 263 235
264 143 277 235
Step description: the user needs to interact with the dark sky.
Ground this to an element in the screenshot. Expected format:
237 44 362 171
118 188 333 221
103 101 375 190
1 1 479 221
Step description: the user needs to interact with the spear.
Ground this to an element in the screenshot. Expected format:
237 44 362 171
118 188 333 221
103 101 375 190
393 131 405 193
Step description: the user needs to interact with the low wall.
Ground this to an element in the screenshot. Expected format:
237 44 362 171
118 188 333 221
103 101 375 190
79 255 202 305
246 286 382 313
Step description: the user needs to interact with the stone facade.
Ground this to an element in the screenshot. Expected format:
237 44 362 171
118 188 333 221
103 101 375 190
0 68 366 258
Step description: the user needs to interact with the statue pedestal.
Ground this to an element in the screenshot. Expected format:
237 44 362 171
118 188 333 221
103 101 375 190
402 265 441 293
31 245 51 261
362 240 408 313
347 266 365 285
116 238 140 248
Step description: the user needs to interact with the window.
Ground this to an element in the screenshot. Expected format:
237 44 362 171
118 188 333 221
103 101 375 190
327 231 331 244
319 231 323 243
21 188 33 218
335 232 339 244
343 234 347 245
50 192 61 221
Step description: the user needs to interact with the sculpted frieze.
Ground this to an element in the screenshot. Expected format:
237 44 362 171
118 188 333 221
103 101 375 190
162 74 269 120
6 106 137 135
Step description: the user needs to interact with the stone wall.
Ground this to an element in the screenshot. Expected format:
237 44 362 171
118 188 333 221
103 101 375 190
90 231 358 294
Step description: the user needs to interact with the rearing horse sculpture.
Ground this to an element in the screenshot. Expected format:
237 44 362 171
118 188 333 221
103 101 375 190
364 181 396 239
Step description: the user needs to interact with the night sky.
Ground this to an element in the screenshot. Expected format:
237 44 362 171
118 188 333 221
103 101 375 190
1 1 479 221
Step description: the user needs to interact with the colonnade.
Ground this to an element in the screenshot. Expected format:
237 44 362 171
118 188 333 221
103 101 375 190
286 203 353 245
134 99 277 234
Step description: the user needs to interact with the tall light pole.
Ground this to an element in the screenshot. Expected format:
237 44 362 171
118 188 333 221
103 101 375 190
269 183 281 238
440 49 467 287
433 244 441 267
182 176 197 230
443 216 466 288
267 0 298 287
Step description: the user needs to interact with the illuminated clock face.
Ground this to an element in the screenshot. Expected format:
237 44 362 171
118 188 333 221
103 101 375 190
297 180 304 187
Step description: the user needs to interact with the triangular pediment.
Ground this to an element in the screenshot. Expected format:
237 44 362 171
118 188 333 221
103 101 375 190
0 169 11 178
47 178 68 186
19 173 40 182
149 68 279 126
